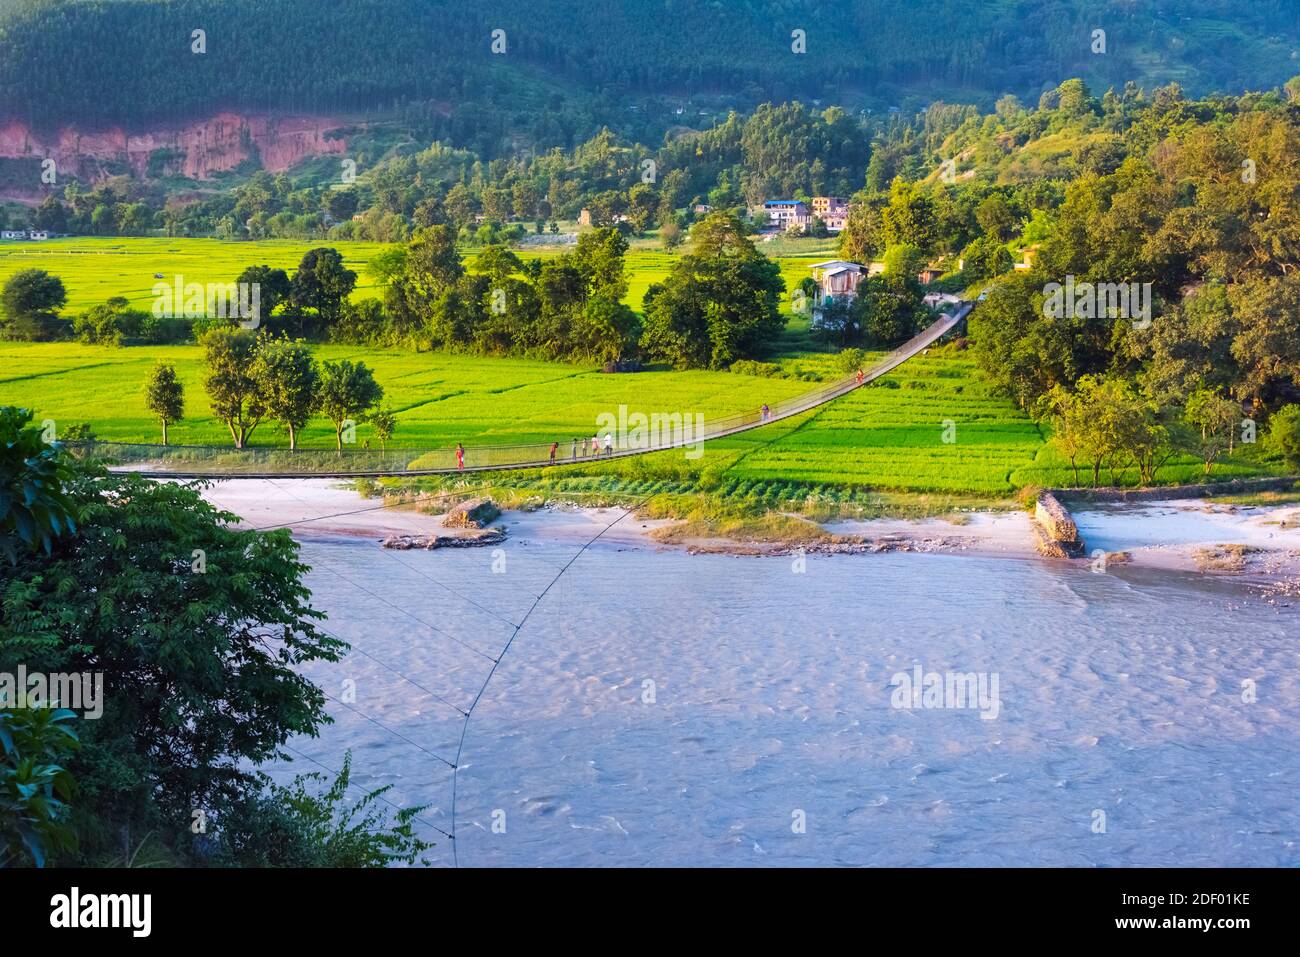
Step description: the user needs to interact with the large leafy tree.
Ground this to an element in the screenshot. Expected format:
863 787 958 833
290 247 357 333
317 360 383 450
252 339 320 450
641 212 785 369
0 455 344 861
202 327 267 448
0 269 68 341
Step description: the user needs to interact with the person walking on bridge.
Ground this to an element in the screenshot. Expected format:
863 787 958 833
603 432 614 456
455 442 465 470
761 403 771 422
571 437 578 460
549 441 558 465
591 434 599 457
855 368 864 386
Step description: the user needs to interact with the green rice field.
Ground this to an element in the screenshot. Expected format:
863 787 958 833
0 238 1282 496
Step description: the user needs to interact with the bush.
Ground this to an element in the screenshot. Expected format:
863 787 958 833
1268 404 1300 471
728 359 785 378
837 347 867 374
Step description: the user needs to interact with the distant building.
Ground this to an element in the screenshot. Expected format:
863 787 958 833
762 200 811 230
811 196 850 232
27 230 49 241
1011 247 1038 271
693 203 713 215
809 260 866 306
0 230 26 240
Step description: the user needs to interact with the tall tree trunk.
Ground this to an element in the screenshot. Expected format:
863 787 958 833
161 418 168 446
288 425 297 451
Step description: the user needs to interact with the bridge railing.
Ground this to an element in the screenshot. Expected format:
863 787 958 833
85 305 966 478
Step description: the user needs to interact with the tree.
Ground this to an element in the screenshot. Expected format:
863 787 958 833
202 327 266 448
235 265 292 321
1184 389 1240 473
0 704 79 867
143 363 185 446
0 458 345 864
0 269 67 341
853 275 926 347
641 213 785 369
882 243 925 280
1268 405 1300 471
975 193 1016 241
369 407 397 451
0 408 78 563
289 248 356 334
73 297 146 345
317 360 383 450
252 340 319 450
961 236 1013 282
880 178 937 253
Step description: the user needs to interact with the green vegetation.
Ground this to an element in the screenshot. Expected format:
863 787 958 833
0 409 431 866
2 1 1296 139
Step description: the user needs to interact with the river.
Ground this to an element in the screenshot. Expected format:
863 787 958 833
259 508 1299 867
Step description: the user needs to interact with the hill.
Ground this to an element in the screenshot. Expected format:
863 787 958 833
1 0 1298 156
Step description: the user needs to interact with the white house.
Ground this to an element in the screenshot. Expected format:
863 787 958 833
762 200 811 230
0 230 26 240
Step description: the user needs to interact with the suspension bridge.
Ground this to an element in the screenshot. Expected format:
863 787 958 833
93 302 971 479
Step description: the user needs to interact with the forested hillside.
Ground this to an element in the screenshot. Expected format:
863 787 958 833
1 0 1298 152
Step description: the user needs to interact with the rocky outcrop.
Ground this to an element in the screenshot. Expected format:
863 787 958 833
382 528 505 550
1031 492 1084 558
0 112 349 184
442 498 501 529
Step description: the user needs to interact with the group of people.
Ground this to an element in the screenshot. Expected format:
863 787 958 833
549 433 614 464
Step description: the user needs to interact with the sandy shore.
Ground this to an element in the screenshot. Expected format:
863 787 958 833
193 478 1300 587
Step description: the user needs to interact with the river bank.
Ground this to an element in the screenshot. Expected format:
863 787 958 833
196 478 1300 592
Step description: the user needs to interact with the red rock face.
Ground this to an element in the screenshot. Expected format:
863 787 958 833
0 112 349 182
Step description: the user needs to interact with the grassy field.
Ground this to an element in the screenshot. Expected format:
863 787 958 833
1 237 1283 500
0 334 1055 494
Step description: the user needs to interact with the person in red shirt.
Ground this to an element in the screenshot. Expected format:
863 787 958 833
455 443 465 470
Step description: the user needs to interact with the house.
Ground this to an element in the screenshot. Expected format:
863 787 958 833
693 203 713 215
810 196 850 232
762 200 811 230
0 230 26 240
809 260 866 306
27 230 49 240
917 265 944 284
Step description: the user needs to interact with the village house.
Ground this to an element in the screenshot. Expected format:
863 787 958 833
810 196 850 232
0 229 51 240
809 260 866 306
761 199 811 230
